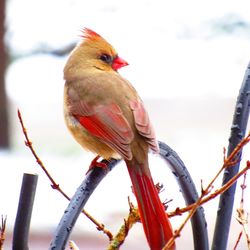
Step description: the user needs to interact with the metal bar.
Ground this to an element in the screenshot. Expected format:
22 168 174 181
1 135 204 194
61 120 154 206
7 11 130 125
50 141 206 249
159 141 209 250
49 159 119 250
212 62 250 250
12 173 38 250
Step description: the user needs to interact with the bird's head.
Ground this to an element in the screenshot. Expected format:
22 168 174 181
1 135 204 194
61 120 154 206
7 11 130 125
64 28 128 80
81 28 128 71
80 28 128 72
65 28 128 76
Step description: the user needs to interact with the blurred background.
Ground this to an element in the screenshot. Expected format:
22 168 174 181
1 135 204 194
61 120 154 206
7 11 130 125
1 0 250 249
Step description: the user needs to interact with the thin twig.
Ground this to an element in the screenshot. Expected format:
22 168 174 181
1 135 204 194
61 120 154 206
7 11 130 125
107 185 170 249
167 133 250 218
17 109 113 240
107 198 140 250
168 162 250 218
233 230 243 250
69 241 80 250
236 208 250 249
163 133 250 249
235 172 250 249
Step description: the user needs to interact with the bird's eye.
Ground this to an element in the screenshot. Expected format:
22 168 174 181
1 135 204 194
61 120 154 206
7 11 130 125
99 54 112 64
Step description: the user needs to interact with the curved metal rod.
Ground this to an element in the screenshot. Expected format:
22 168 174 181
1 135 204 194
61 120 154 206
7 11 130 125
49 142 208 250
159 141 209 250
49 158 120 250
212 62 250 250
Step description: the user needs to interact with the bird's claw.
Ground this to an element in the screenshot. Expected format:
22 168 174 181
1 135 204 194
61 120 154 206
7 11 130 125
86 155 108 174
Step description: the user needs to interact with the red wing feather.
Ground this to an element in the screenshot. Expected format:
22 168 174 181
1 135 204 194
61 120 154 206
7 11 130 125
71 102 134 160
130 100 159 153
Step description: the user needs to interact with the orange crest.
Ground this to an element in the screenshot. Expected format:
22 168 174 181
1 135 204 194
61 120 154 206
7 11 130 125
81 28 101 40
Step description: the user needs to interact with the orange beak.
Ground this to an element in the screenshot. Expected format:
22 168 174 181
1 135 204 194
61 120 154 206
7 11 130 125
112 56 129 71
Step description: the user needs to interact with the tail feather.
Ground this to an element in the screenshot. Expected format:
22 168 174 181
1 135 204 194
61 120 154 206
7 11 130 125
126 159 175 250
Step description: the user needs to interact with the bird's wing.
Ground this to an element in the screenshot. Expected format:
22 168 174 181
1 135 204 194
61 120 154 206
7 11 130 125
69 100 134 160
130 100 159 153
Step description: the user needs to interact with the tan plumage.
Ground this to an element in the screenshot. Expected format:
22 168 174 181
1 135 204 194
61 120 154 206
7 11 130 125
64 72 138 159
63 28 175 250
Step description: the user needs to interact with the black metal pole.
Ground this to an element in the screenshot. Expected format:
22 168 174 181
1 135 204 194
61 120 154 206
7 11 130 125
12 173 38 250
212 62 250 250
159 141 209 250
49 159 119 250
50 142 208 250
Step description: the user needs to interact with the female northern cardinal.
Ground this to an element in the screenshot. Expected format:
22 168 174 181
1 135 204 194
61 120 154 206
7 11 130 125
63 28 175 250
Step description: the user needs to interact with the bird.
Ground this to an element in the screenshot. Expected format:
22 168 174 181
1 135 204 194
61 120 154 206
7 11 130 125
63 28 175 250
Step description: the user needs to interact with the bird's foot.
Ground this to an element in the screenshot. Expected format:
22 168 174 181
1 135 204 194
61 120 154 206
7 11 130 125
86 155 108 174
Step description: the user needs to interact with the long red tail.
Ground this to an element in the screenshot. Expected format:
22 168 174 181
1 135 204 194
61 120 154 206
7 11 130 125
126 158 175 250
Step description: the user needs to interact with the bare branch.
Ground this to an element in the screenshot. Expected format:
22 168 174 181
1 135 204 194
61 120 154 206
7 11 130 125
163 133 250 249
69 241 80 250
235 172 250 249
233 230 243 250
107 198 140 250
17 109 113 240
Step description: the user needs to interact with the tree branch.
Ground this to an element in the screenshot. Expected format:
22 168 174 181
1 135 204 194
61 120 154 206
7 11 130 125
164 133 250 250
18 109 113 240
